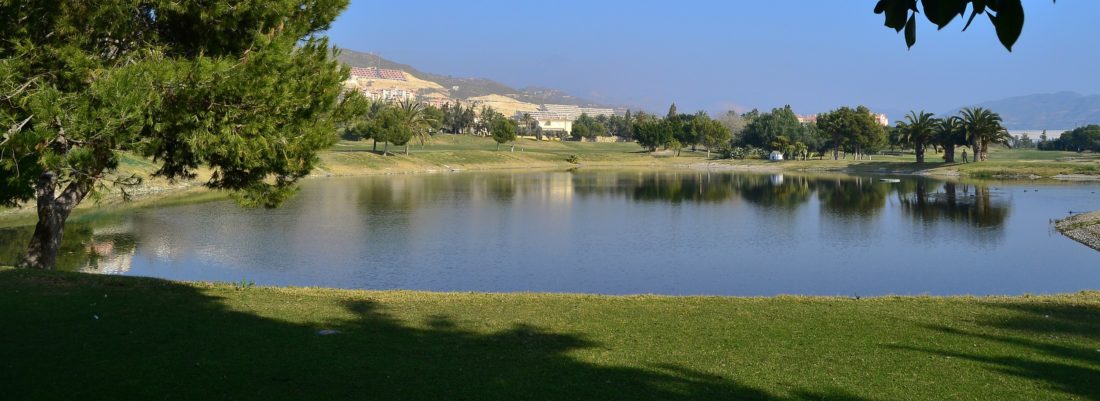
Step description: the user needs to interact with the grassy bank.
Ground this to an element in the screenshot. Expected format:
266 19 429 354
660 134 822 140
318 135 1100 179
316 135 704 176
704 148 1100 178
2 268 1098 400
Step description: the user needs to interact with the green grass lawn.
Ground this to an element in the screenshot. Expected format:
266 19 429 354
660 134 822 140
3 267 1098 400
710 147 1100 178
321 136 1100 179
319 135 707 175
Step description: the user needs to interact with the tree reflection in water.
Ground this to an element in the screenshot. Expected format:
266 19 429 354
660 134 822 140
815 176 891 219
898 182 1010 229
0 220 137 273
0 171 1015 273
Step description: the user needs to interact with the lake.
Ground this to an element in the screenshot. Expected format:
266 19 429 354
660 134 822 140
2 170 1098 296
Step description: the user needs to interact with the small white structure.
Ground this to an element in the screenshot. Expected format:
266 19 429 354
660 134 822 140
769 151 784 161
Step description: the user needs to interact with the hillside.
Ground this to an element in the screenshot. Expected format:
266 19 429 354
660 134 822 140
465 94 540 117
335 48 607 108
947 91 1100 130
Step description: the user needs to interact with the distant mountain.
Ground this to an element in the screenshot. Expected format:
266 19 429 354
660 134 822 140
335 49 606 107
947 92 1100 130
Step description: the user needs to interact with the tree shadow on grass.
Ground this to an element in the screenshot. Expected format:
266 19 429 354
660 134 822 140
886 300 1100 400
0 270 879 401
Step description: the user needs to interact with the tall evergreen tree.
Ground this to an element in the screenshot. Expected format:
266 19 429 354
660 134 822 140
1 1 354 269
621 110 634 139
490 117 518 151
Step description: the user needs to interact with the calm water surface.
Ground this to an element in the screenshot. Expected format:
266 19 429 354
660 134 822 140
2 170 1098 296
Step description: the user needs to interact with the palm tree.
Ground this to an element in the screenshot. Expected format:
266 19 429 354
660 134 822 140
397 99 436 155
520 112 536 139
959 107 1010 162
935 116 965 163
895 111 938 163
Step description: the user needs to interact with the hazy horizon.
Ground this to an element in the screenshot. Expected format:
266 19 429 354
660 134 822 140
325 1 1100 116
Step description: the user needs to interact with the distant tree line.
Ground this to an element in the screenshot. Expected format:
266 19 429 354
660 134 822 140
630 105 732 157
1037 125 1100 152
622 103 1025 164
346 96 1084 163
346 99 521 153
570 112 635 142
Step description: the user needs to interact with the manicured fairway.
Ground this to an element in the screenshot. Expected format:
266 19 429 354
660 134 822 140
2 268 1098 400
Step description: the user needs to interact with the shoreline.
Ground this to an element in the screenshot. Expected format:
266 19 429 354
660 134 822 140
1055 210 1100 251
2 266 1097 300
3 145 1098 220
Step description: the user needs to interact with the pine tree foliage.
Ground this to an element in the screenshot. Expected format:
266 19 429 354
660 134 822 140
1 1 355 268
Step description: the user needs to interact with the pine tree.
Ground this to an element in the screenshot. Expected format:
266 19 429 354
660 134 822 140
1 1 355 269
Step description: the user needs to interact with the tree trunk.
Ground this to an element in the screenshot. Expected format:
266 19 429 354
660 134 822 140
510 142 515 152
373 139 378 152
20 172 93 270
943 144 955 163
915 142 925 163
404 144 409 155
383 141 389 155
496 142 500 151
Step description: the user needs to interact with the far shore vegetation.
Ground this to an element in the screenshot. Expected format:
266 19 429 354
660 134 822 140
2 135 1098 221
337 97 1100 181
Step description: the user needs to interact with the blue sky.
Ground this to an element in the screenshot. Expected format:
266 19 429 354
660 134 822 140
325 1 1099 116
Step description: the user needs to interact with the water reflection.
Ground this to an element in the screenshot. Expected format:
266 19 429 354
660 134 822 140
0 220 137 273
814 177 889 219
0 172 1014 271
899 182 1010 228
738 174 813 210
0 170 1094 296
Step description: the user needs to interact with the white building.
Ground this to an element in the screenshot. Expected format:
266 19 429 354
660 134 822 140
521 111 573 136
873 113 890 126
359 87 415 103
515 104 617 136
539 104 615 120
